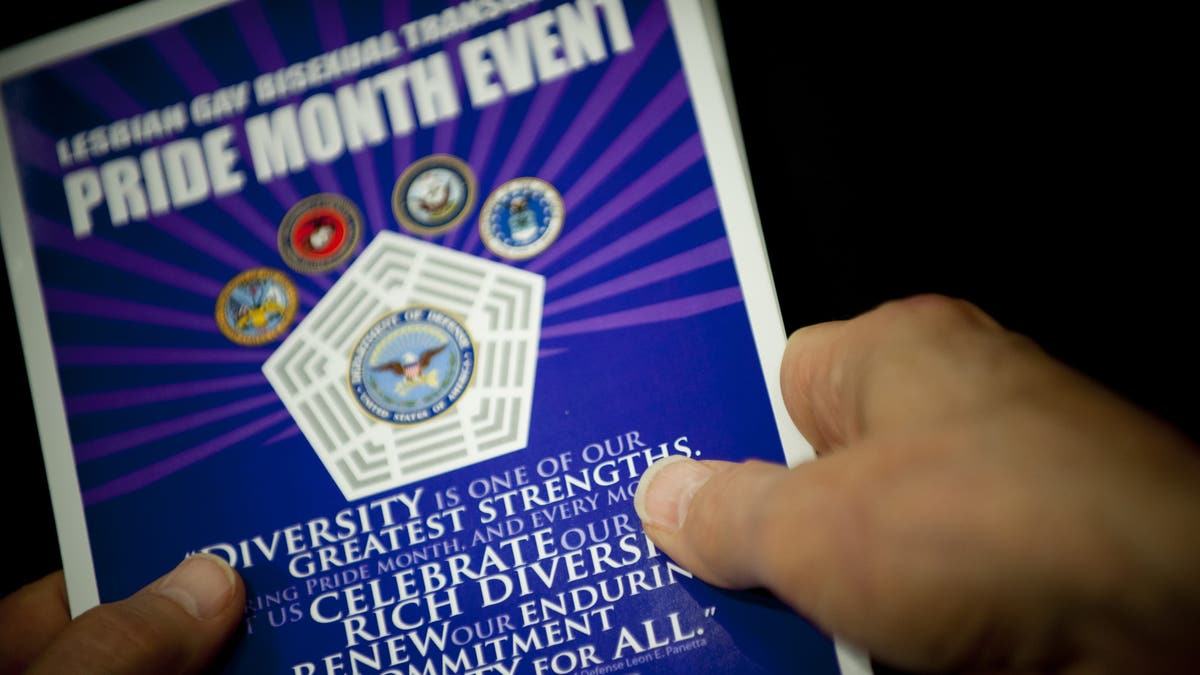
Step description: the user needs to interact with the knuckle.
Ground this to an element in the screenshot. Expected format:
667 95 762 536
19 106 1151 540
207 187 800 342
72 599 180 670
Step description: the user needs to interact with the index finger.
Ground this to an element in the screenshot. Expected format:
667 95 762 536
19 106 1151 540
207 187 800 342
0 571 72 673
780 294 1025 454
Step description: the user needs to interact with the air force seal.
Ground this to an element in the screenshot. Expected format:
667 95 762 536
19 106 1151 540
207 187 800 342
215 268 298 345
348 307 475 425
479 177 564 260
392 155 477 236
277 193 362 274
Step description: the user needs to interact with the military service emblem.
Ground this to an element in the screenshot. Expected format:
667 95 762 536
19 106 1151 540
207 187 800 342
348 307 475 425
392 155 477 236
479 177 563 260
277 193 362 274
215 268 298 345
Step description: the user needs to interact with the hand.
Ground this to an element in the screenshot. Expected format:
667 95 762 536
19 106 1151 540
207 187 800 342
0 553 245 674
634 294 1200 674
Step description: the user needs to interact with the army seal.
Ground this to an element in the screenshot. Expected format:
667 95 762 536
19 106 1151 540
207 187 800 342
215 268 298 345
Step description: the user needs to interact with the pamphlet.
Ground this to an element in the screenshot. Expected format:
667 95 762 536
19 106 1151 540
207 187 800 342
0 1 873 672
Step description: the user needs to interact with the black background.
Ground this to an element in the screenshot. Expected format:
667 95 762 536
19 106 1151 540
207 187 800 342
1 3 1193 673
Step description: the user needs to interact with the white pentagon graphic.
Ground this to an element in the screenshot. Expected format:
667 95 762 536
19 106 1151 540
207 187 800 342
263 231 544 501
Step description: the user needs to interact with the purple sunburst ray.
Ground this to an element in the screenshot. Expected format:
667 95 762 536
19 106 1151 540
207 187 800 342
305 0 395 264
55 345 272 366
147 27 222 93
151 211 270 271
148 211 324 307
43 289 219 333
541 286 744 339
350 151 389 240
49 49 312 288
148 17 314 256
211 192 297 262
537 1 671 183
451 2 676 258
33 199 323 314
459 76 571 257
74 392 283 463
545 187 716 292
389 124 415 224
560 72 687 206
6 112 67 175
34 215 227 299
54 59 143 120
493 77 571 182
432 34 469 156
263 425 301 445
263 179 306 218
383 0 414 234
81 408 294 505
382 0 411 52
229 0 332 215
307 160 348 201
543 237 731 317
527 132 705 273
66 372 267 415
442 102 508 250
148 22 315 268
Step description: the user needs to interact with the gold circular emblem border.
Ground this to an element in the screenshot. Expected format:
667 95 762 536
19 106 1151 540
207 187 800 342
346 306 478 427
276 193 363 274
214 267 299 346
391 155 478 237
478 176 565 261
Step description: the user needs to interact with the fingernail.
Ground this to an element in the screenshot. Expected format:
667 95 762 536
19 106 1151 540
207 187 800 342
634 455 714 530
155 553 236 620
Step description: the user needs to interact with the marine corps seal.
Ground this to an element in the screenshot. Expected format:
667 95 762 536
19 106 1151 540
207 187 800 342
479 177 563 260
392 155 477 236
348 307 475 425
277 193 362 274
215 268 298 345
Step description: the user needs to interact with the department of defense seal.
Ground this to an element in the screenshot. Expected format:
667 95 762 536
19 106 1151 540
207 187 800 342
479 177 564 260
215 268 298 345
348 307 475 425
392 155 477 236
277 193 362 274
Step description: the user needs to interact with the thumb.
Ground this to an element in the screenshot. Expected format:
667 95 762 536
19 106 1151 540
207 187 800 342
27 553 245 675
633 455 853 612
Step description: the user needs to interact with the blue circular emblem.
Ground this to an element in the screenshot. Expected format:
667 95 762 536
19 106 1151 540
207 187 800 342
348 308 475 424
479 177 564 260
392 155 477 236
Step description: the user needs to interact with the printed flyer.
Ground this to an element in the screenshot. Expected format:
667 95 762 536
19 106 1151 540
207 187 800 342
0 1 872 673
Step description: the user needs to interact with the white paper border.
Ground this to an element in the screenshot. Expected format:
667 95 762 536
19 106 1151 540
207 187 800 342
667 1 874 672
0 0 237 617
2 4 875 670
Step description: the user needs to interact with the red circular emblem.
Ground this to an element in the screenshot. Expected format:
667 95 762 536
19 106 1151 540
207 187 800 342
278 194 361 274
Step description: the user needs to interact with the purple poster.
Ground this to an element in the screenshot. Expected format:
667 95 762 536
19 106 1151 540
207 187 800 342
1 1 871 672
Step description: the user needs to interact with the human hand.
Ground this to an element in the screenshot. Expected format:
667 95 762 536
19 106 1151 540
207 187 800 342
634 294 1200 674
0 553 245 674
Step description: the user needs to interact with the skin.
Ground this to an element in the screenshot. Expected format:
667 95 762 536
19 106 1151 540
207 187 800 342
0 553 245 675
635 294 1200 674
2 293 1196 673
